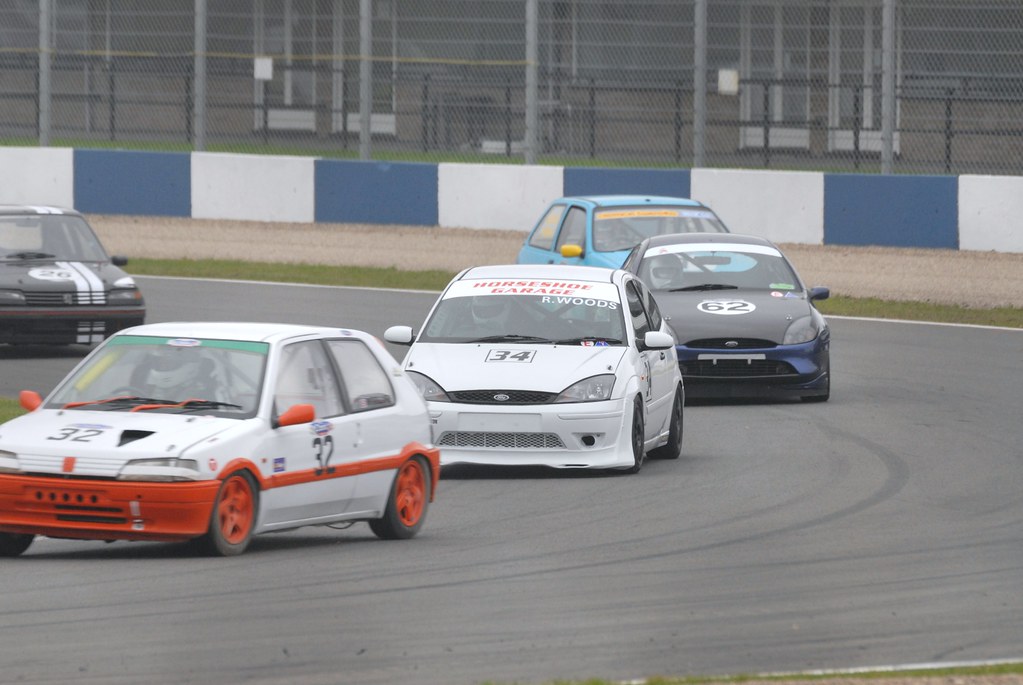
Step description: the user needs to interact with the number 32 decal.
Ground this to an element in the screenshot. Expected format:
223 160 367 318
697 299 756 315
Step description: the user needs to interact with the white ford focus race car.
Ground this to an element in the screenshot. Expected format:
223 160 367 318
0 322 440 557
385 264 684 473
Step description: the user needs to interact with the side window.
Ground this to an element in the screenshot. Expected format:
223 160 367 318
528 204 567 250
274 341 344 419
326 340 396 412
555 207 587 251
638 279 663 331
625 281 651 338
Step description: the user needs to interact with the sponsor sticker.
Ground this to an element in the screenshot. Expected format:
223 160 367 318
168 338 201 347
273 457 286 473
310 420 333 436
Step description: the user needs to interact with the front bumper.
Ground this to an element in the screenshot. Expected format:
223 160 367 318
0 474 219 542
0 306 145 345
677 338 829 400
429 395 633 469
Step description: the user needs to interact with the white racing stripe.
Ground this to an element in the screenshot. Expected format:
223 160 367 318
56 261 107 343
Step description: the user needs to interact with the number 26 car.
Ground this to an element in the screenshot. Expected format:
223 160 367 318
385 264 685 473
0 322 440 557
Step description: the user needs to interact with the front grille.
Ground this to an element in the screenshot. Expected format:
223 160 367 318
448 390 556 405
438 431 566 449
23 291 106 306
685 337 776 349
681 359 797 378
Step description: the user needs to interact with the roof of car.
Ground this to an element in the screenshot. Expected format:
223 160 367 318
0 205 83 217
560 195 707 209
640 232 776 250
459 263 620 283
113 321 372 344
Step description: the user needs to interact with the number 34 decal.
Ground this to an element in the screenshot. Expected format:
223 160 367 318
697 299 756 316
486 349 536 362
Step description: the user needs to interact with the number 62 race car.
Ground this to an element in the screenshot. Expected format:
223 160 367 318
0 322 440 557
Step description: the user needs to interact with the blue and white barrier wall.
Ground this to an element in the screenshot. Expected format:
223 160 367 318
0 147 1019 252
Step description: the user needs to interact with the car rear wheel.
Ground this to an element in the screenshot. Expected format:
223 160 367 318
626 396 645 474
0 533 35 557
370 456 430 540
650 385 684 459
197 471 258 556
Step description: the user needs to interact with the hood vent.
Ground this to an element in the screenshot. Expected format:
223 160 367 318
118 430 154 447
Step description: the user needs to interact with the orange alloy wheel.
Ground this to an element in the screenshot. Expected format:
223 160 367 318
217 474 255 544
394 460 426 527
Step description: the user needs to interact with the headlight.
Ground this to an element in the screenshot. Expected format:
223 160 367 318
783 315 820 345
0 289 26 305
554 374 615 403
0 450 22 474
107 288 144 304
116 458 200 482
406 371 450 402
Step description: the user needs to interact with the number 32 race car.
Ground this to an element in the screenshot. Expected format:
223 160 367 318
0 322 440 557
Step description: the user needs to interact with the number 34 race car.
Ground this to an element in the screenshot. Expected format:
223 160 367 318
0 322 440 557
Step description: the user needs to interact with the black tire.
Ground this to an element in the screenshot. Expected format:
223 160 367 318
650 385 684 459
0 533 35 557
625 396 646 474
370 456 431 540
195 471 258 556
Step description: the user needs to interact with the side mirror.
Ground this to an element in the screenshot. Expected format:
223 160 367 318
808 286 830 302
384 325 415 346
560 244 583 259
642 330 675 350
111 256 129 266
276 403 315 428
19 390 42 412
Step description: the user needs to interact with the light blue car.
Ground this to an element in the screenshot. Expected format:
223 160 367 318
517 195 729 269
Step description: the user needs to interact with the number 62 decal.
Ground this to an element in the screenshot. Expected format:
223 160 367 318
697 299 756 315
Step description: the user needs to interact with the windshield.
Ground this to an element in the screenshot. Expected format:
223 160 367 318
638 243 801 292
419 278 626 345
592 206 727 252
0 214 109 262
46 335 269 418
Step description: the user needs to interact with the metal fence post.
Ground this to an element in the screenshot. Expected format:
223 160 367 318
881 0 895 173
693 0 707 168
193 0 206 151
524 0 538 165
38 0 51 146
359 0 372 161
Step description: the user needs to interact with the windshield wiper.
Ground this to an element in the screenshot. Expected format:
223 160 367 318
669 283 739 292
468 334 553 343
64 396 175 409
177 399 243 411
553 337 623 345
3 251 57 261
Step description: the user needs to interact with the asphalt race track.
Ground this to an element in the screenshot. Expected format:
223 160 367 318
0 276 1021 685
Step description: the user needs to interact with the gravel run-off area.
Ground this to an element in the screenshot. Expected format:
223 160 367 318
90 215 1023 309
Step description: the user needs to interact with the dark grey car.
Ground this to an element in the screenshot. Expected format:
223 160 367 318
0 206 145 345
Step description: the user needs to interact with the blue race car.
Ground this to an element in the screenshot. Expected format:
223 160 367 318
517 195 728 269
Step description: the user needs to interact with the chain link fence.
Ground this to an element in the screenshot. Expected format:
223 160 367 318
1 0 1021 175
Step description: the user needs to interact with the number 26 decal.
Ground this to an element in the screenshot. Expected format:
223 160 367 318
313 435 335 475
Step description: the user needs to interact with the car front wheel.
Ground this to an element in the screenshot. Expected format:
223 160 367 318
650 385 683 459
626 395 645 474
197 471 258 556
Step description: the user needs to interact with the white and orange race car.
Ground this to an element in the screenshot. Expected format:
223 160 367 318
0 321 440 556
